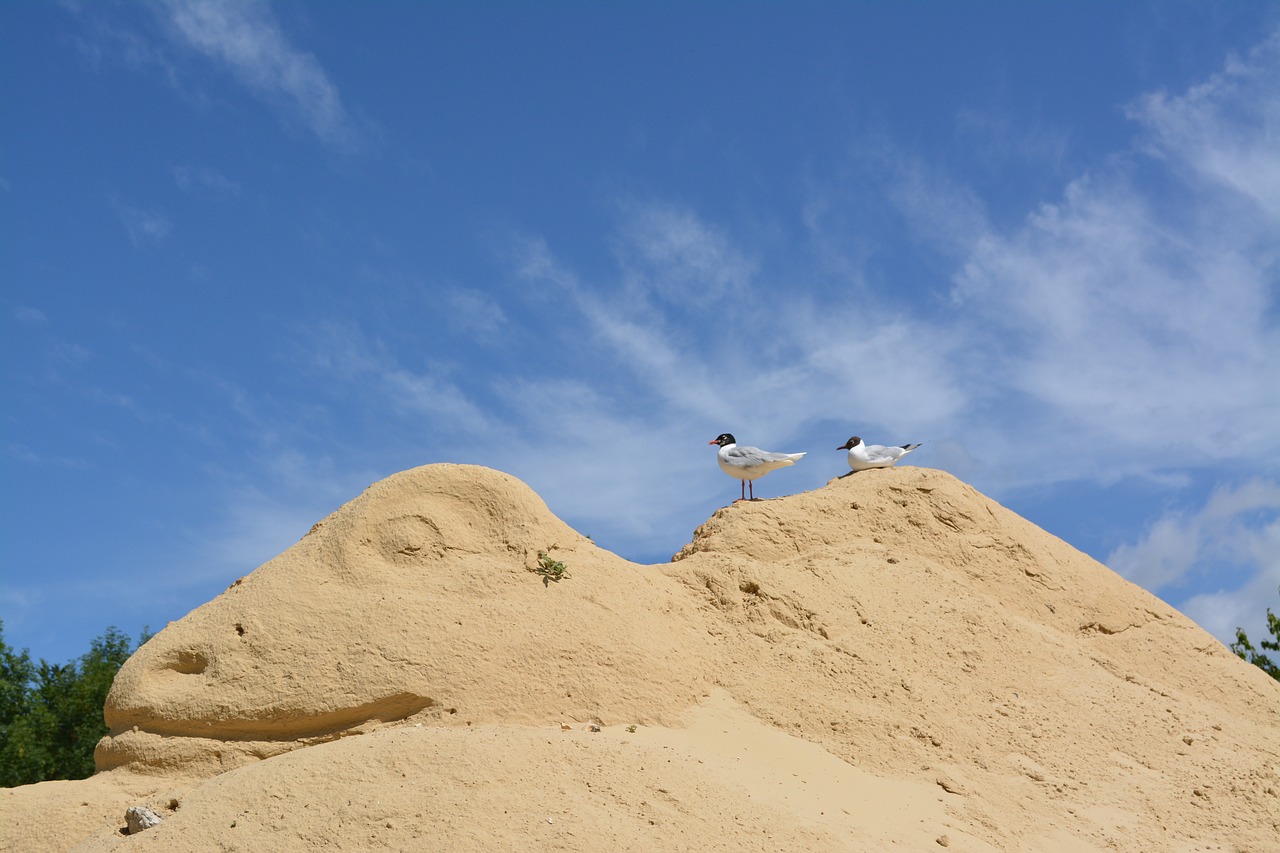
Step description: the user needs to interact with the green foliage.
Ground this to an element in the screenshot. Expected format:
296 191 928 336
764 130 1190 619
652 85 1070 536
0 621 149 787
1229 594 1279 681
532 548 571 585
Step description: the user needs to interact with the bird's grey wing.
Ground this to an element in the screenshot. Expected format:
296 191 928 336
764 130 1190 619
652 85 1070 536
863 444 901 462
724 445 770 467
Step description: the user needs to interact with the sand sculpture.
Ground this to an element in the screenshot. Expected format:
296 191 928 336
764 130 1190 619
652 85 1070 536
3 464 1276 852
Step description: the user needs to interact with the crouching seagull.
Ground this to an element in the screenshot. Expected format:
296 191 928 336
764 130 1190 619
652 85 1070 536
838 436 922 473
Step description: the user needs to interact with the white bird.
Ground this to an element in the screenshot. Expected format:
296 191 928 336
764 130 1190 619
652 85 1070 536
838 436 922 472
709 433 806 501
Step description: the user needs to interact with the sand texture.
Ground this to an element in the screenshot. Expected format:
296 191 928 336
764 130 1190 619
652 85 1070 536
4 463 1277 852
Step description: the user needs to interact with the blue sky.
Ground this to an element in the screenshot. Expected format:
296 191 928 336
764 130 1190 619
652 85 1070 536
3 1 1277 667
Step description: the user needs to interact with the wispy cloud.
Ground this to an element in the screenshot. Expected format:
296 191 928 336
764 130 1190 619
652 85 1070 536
5 442 91 469
446 288 508 340
885 155 992 256
938 33 1280 486
1180 551 1280 653
956 108 1073 178
1108 480 1280 592
172 164 241 194
290 320 494 439
613 200 759 306
64 4 182 87
950 171 1277 475
383 369 492 435
152 0 357 148
13 306 48 326
1126 30 1280 221
113 200 171 246
1108 480 1280 647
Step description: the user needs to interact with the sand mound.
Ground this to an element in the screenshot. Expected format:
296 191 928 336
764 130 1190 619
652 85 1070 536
4 464 1277 853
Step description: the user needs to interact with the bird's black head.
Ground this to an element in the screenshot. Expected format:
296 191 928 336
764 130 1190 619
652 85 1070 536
837 436 862 450
709 433 736 447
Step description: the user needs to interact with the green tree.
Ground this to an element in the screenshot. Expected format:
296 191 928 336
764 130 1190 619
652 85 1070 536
1229 594 1280 682
0 622 148 787
0 625 43 785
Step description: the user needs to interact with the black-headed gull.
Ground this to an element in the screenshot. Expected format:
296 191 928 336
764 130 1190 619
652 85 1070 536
838 436 922 472
709 433 806 501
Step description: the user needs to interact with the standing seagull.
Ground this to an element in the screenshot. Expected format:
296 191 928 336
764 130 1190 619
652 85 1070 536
709 433 806 501
838 436 922 473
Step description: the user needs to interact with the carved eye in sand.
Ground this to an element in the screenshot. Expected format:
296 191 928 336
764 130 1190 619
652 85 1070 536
373 514 448 565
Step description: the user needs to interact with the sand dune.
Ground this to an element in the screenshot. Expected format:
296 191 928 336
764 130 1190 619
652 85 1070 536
4 464 1276 852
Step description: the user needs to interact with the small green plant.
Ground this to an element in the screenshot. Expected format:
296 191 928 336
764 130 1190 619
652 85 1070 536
532 548 570 585
625 725 637 733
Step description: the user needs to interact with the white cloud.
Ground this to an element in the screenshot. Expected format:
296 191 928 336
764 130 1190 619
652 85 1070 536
383 368 493 435
446 288 508 339
63 5 182 87
49 339 92 369
290 320 495 439
937 34 1280 485
1108 480 1280 591
5 442 90 469
955 108 1073 177
512 226 768 432
1182 572 1280 655
1126 30 1280 221
952 172 1277 460
173 164 241 194
613 200 758 306
1157 515 1279 650
792 309 967 432
886 156 992 256
578 296 729 420
1107 480 1280 645
514 199 970 451
14 306 48 325
113 200 171 246
290 319 388 379
153 0 356 148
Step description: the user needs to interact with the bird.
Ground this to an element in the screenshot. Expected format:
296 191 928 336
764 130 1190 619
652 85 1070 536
838 436 922 473
709 433 806 501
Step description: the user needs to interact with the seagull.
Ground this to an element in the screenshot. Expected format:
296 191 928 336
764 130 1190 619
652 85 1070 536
838 436 922 473
709 433 806 501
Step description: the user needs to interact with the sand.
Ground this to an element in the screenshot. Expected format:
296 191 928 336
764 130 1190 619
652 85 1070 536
3 464 1277 852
